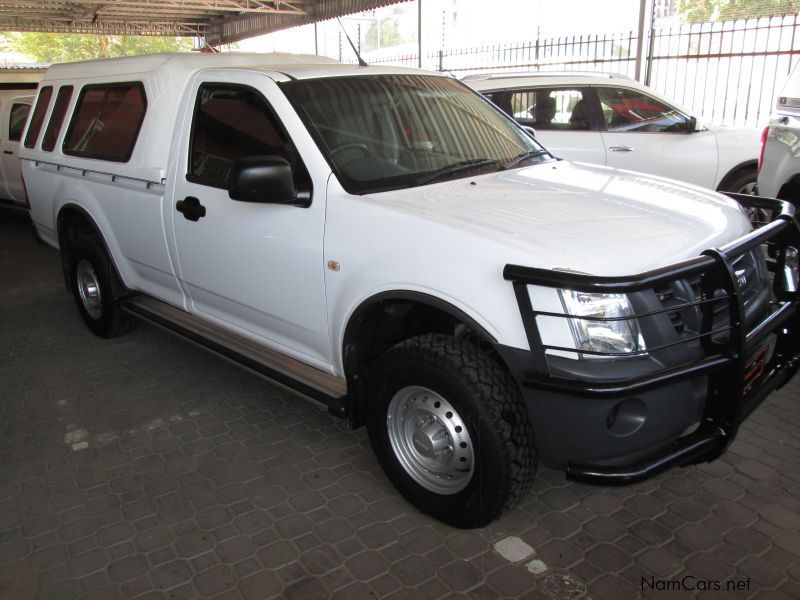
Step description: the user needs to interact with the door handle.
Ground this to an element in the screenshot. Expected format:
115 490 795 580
176 196 206 222
2 151 12 155
608 146 635 152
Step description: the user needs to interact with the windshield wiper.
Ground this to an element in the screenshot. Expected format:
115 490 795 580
415 158 499 186
502 150 551 170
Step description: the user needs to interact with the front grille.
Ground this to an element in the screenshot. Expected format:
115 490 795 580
654 249 769 338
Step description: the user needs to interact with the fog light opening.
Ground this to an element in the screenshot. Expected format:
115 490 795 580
606 398 647 437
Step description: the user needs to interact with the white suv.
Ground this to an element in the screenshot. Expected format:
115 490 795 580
466 72 760 193
21 53 800 527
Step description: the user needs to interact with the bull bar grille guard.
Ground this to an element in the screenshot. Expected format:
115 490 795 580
503 194 800 484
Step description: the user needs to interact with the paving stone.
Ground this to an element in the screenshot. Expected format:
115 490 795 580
257 540 299 569
195 564 237 596
635 547 683 578
585 515 627 542
537 539 582 568
68 547 109 578
345 550 391 581
233 510 272 535
212 536 256 564
391 554 435 586
723 527 771 555
239 570 284 600
175 531 215 559
298 545 341 576
107 553 149 584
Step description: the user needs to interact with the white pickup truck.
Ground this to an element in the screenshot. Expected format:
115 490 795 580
21 53 800 528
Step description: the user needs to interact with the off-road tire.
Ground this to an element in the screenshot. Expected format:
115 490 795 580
366 333 537 528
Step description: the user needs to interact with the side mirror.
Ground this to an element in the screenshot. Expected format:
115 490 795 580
686 116 697 133
228 156 309 206
522 125 537 139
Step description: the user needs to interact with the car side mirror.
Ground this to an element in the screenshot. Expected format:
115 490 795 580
522 125 537 139
686 116 697 133
228 156 309 207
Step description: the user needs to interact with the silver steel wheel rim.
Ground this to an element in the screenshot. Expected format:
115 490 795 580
76 259 103 320
386 386 474 495
737 181 757 195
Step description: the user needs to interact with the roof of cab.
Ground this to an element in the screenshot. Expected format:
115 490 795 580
42 51 444 82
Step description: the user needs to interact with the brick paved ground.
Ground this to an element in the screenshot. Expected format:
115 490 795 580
2 210 800 599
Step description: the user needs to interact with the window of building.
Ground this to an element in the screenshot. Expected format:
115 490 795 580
63 83 147 162
42 86 74 152
24 86 52 149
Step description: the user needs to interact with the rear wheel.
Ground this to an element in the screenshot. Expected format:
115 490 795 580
719 167 757 195
719 167 767 224
366 333 537 528
68 239 131 338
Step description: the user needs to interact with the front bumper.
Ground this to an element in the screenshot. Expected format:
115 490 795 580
502 195 800 484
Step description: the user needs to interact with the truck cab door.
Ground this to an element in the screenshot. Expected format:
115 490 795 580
0 100 31 204
166 72 333 370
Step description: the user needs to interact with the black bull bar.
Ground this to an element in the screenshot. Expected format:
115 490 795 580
503 194 800 484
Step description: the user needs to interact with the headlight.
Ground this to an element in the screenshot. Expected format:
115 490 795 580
559 290 646 357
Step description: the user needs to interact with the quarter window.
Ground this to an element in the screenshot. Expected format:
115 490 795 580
597 87 691 132
42 86 73 152
63 83 147 162
24 86 52 149
8 103 30 142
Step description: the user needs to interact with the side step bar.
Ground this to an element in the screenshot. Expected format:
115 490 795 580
122 296 349 415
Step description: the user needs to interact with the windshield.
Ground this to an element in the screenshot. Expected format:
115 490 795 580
280 74 551 194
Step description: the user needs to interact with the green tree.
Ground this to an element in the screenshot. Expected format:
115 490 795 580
677 0 800 23
364 18 406 51
4 32 192 63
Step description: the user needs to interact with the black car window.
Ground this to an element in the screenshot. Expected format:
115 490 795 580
505 87 592 131
597 87 692 133
8 102 30 142
187 83 309 193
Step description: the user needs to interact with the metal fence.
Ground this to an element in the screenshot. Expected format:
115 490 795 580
353 13 800 129
647 14 800 127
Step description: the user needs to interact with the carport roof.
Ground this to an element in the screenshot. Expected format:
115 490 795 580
0 0 401 45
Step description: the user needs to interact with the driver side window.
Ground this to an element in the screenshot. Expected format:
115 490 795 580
597 87 690 133
187 84 307 191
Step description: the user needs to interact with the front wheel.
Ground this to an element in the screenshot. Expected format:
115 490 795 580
68 239 131 338
366 334 537 528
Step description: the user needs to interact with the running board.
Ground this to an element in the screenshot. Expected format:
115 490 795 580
122 296 349 413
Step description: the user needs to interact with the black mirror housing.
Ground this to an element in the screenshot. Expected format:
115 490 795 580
228 156 306 205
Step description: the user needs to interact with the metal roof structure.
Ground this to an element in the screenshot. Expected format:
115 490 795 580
0 0 402 45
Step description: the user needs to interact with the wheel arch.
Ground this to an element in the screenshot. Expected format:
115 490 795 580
717 159 758 192
341 290 504 425
56 203 131 300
